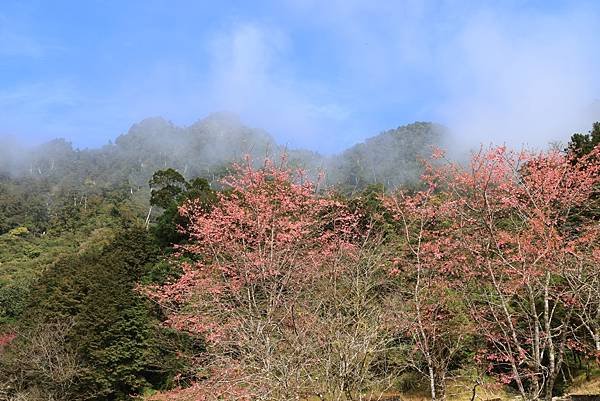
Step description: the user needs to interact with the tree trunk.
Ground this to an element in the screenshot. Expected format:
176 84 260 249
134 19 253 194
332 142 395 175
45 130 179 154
544 273 554 401
145 206 153 229
434 371 446 401
428 365 437 401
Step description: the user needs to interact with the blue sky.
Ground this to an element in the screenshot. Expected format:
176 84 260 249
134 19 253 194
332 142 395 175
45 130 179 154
1 0 600 153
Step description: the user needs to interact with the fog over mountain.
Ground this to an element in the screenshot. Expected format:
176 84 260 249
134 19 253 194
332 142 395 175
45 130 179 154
1 113 444 193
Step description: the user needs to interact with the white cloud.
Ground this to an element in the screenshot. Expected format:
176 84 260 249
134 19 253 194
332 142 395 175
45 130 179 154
205 22 350 150
436 6 600 149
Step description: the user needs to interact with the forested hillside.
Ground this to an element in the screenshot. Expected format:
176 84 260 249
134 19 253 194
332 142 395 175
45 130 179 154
0 118 598 401
0 114 443 236
327 122 445 190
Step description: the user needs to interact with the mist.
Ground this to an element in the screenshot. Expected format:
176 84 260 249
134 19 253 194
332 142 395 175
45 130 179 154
436 5 600 151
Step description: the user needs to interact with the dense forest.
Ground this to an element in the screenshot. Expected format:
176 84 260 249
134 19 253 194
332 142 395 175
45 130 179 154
0 116 599 401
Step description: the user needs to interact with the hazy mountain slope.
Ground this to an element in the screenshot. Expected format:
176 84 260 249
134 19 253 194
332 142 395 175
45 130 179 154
326 122 445 191
1 114 445 198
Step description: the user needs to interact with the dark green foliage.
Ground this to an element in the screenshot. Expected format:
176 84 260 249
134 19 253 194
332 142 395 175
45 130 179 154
565 122 600 224
150 170 217 247
149 168 187 209
0 176 50 234
349 184 396 233
330 183 400 240
0 280 30 325
567 122 600 159
0 230 83 326
152 202 186 247
2 228 191 401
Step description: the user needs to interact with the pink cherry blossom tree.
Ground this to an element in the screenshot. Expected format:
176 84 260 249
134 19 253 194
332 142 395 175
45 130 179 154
439 145 600 401
148 158 402 401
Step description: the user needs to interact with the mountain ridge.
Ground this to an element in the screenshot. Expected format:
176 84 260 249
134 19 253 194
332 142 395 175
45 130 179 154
1 113 445 192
